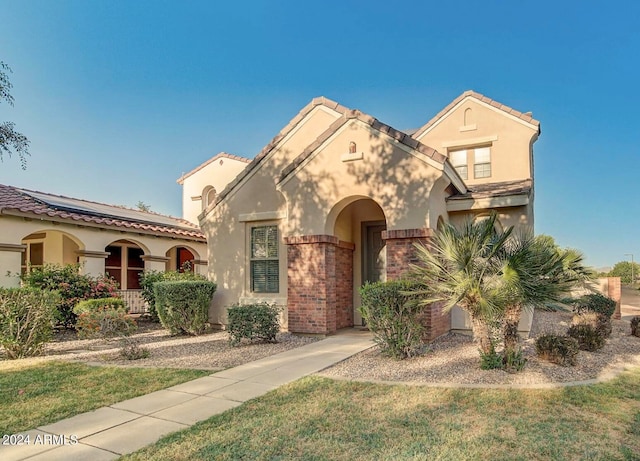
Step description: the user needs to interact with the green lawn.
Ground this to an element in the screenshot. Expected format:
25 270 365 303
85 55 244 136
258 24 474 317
0 361 209 434
123 369 640 461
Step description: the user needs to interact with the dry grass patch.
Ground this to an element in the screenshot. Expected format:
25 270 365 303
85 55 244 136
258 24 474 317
122 368 640 461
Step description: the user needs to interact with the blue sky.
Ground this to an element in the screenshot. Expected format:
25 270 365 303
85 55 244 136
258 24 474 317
1 0 638 269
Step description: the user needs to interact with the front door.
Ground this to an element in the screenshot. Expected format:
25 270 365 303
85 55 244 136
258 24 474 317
363 222 387 284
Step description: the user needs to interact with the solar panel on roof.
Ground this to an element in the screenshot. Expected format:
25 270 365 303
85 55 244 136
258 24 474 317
19 189 195 230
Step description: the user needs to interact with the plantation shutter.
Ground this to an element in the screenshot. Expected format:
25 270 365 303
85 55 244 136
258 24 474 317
250 225 279 293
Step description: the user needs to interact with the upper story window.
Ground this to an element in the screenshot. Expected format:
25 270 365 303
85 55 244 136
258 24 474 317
449 150 468 180
473 147 491 179
201 186 217 210
448 146 492 180
250 225 279 293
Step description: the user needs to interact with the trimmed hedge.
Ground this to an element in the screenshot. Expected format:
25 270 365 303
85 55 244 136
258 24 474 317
74 297 126 314
154 280 216 335
139 270 206 321
535 333 579 366
0 288 60 359
358 280 424 359
227 303 280 346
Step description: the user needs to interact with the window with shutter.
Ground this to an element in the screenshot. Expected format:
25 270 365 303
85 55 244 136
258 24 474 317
250 225 279 293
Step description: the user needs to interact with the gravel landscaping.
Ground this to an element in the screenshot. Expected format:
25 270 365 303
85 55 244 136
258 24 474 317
3 311 639 387
0 318 320 371
318 310 640 386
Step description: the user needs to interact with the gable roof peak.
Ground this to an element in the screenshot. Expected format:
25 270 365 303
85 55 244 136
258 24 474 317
177 151 250 184
413 90 540 139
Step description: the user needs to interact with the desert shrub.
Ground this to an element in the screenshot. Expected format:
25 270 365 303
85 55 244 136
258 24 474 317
0 287 60 359
572 312 612 338
227 303 280 346
570 293 616 318
631 316 640 337
359 280 424 359
22 264 119 327
480 348 504 370
535 334 579 366
567 324 606 351
503 349 527 373
139 270 206 321
120 339 150 360
73 298 136 340
154 280 216 335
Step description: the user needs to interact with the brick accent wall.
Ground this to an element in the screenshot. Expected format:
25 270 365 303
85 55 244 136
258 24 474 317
382 228 433 279
336 241 354 329
285 235 354 334
383 228 450 340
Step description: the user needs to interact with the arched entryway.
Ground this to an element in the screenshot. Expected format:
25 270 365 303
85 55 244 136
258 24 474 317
104 239 147 290
21 230 83 275
329 197 387 326
165 246 198 272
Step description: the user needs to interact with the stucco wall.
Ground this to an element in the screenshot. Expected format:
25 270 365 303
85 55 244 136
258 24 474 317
0 216 206 287
417 97 538 187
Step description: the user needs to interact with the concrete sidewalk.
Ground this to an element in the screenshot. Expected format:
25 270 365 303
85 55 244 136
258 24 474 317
1 330 373 461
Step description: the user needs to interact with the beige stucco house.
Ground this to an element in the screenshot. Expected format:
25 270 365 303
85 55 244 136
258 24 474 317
177 152 251 225
0 186 208 311
198 91 540 338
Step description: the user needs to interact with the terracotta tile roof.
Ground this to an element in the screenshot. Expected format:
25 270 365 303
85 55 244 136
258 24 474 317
446 179 532 201
211 97 454 210
278 108 447 184
176 152 251 185
413 90 540 139
0 184 205 240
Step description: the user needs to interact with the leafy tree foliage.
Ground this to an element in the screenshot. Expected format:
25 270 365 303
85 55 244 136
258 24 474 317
0 61 29 169
608 261 640 284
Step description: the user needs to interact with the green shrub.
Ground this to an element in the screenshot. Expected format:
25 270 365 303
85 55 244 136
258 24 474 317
21 264 118 327
567 324 606 351
502 349 527 373
631 316 640 337
74 297 126 314
480 349 504 370
570 293 616 318
535 334 579 366
139 270 206 321
227 303 280 346
154 280 216 335
73 298 136 340
0 288 60 359
358 280 424 359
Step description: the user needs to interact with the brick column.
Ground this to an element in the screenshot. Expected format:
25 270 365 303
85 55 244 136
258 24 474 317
285 235 354 335
382 228 433 280
383 228 450 340
607 276 622 320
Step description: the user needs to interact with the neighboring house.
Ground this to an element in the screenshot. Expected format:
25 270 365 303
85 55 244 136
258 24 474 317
0 185 207 312
177 152 251 225
199 91 540 338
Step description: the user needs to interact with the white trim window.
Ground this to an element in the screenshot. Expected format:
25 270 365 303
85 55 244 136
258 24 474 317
473 147 491 179
449 149 468 180
250 225 279 293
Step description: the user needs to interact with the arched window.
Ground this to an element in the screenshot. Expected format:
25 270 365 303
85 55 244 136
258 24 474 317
464 107 473 126
201 186 217 210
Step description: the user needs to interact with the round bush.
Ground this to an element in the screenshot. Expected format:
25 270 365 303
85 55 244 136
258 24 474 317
154 280 217 335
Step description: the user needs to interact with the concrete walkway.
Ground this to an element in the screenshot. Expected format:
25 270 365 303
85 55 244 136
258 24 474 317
1 330 373 461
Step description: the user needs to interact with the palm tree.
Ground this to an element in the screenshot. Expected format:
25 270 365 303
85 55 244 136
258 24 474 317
410 214 511 357
498 233 590 366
